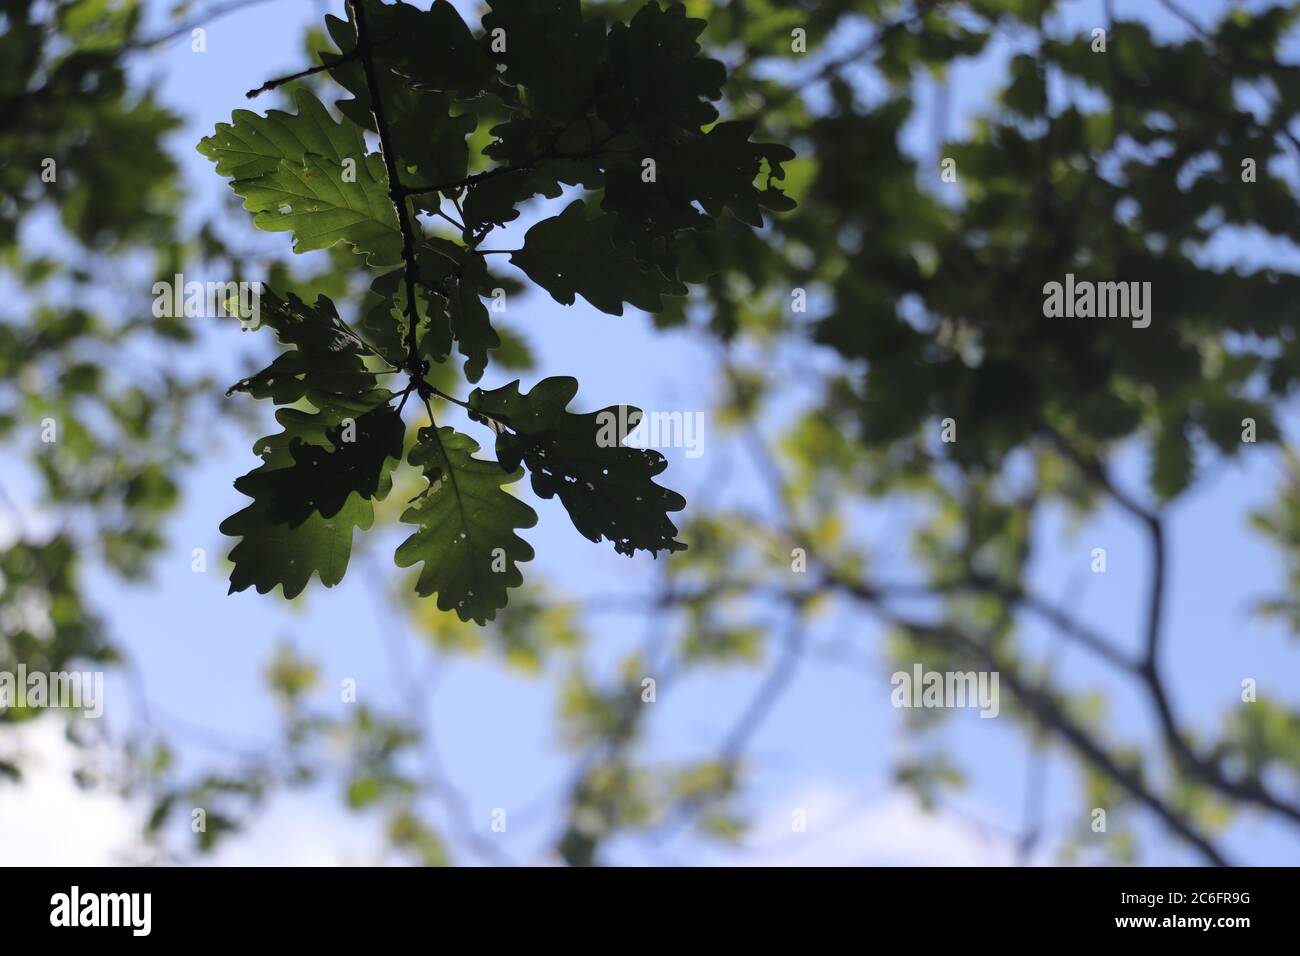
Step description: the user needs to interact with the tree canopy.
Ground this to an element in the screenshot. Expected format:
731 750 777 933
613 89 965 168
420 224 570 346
3 0 1300 867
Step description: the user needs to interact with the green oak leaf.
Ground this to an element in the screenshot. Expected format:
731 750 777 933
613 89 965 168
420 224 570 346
460 168 534 229
228 292 381 405
602 121 796 271
238 153 401 265
223 393 401 598
324 1 482 188
447 254 498 384
198 88 401 266
358 268 412 366
222 292 403 597
236 403 405 528
482 0 606 120
470 118 604 226
468 376 686 556
360 237 504 377
198 87 363 180
511 199 687 315
605 2 726 135
399 0 496 97
408 240 487 377
326 0 494 103
222 494 377 599
395 426 537 624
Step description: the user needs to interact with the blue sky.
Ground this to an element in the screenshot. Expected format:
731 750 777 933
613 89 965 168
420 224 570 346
4 0 1299 866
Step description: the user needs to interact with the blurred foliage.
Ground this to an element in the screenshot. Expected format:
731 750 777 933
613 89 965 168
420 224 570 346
4 0 1300 866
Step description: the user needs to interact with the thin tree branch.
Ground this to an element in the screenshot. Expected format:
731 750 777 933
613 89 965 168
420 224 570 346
1047 425 1300 829
872 611 1232 867
955 575 1140 673
731 403 1234 863
363 559 516 866
398 159 534 199
720 615 805 763
817 556 1233 866
246 50 361 99
349 0 424 380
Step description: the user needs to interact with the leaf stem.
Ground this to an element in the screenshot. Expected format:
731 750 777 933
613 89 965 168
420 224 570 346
395 381 417 415
420 394 438 428
430 207 466 233
429 386 512 432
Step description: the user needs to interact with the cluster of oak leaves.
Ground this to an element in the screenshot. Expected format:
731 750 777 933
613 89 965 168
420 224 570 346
199 0 794 623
